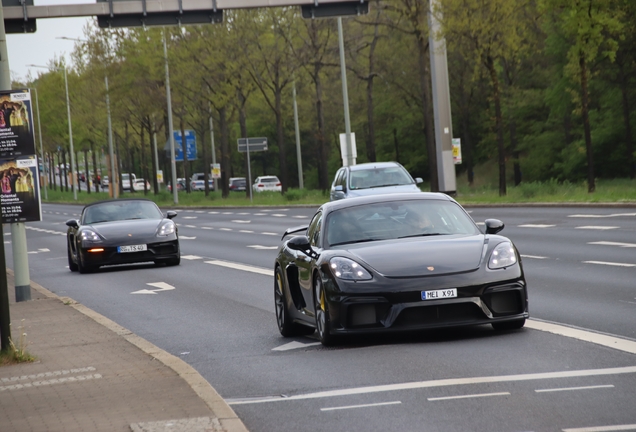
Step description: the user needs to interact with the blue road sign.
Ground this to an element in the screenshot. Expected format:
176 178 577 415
172 130 197 161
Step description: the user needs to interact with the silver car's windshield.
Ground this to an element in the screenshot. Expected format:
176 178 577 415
326 200 480 247
349 166 413 190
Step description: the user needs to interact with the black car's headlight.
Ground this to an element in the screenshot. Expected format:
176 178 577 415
158 221 176 236
329 257 372 281
80 229 101 242
488 241 517 269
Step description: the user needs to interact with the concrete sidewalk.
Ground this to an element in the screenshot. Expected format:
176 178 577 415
0 270 249 432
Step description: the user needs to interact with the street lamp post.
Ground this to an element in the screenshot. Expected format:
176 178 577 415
57 36 118 198
27 64 77 201
30 87 47 200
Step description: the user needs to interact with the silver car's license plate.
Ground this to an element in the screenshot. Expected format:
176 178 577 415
421 288 457 300
117 244 147 253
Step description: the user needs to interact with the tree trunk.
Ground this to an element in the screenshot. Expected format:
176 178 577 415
219 106 230 198
620 69 634 179
510 119 521 186
238 92 251 199
180 118 190 193
91 144 99 193
314 65 329 191
416 30 438 191
579 53 595 193
486 55 506 196
275 89 288 193
365 21 380 164
84 149 90 194
62 150 68 192
393 128 400 163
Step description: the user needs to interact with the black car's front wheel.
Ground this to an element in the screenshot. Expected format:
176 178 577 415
275 267 313 337
314 276 337 346
77 250 95 274
67 243 78 272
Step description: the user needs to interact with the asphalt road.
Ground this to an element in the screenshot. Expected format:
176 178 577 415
4 202 636 432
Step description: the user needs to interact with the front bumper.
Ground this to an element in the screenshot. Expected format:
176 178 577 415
324 276 528 335
80 239 179 267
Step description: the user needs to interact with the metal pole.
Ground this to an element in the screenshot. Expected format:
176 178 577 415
63 66 78 201
163 31 178 204
338 17 354 167
105 75 117 198
429 0 456 194
32 87 47 200
292 80 303 189
208 103 216 190
0 3 14 347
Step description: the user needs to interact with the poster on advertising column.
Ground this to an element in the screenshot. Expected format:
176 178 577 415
0 156 42 223
0 89 36 158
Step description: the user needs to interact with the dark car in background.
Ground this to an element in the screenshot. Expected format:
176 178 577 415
66 198 180 273
229 177 247 192
274 193 528 345
330 161 423 201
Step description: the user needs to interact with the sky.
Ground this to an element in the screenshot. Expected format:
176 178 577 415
6 0 92 83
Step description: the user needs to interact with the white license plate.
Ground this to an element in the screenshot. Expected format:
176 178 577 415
421 288 457 300
117 244 147 253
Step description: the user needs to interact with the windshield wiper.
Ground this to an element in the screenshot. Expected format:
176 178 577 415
398 233 446 239
330 238 382 247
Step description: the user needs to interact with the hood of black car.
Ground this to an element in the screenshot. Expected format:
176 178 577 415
89 219 163 240
346 235 485 277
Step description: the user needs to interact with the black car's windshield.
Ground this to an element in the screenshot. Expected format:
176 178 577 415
326 199 480 247
83 201 163 224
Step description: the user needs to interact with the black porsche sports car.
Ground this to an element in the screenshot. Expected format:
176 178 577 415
274 193 529 345
66 198 180 273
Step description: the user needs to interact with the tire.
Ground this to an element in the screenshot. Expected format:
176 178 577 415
166 249 181 266
492 318 526 331
314 276 337 346
77 251 95 274
67 244 78 272
274 267 314 337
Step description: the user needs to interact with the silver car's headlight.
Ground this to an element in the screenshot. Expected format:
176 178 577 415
158 221 176 236
80 229 101 242
329 257 372 281
488 241 517 269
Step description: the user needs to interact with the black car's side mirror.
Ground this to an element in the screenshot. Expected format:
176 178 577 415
287 235 319 259
65 219 79 229
166 211 177 219
484 219 505 234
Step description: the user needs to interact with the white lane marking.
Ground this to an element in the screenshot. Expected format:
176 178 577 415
292 215 308 219
321 401 401 412
205 260 274 276
535 384 614 393
262 232 278 236
220 228 233 231
272 214 287 217
521 255 548 259
518 224 556 228
180 236 197 240
576 226 619 230
185 225 197 228
589 241 636 248
254 213 267 216
583 261 636 268
525 320 636 354
202 227 213 230
247 245 278 250
1 367 97 383
181 255 203 260
227 365 636 405
25 226 65 235
195 211 204 213
272 341 321 351
427 391 510 401
569 213 636 218
232 220 251 224
39 248 50 252
0 374 102 391
238 212 249 215
131 282 176 295
182 216 198 219
222 212 234 214
563 424 636 432
208 211 219 214
240 230 254 233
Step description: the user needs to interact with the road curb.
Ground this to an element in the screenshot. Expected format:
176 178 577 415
21 272 248 432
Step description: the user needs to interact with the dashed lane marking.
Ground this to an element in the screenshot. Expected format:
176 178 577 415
427 391 510 401
232 220 251 224
521 255 549 259
563 424 636 431
575 226 619 230
247 245 278 250
205 260 274 276
569 213 636 218
518 224 556 228
181 255 203 260
583 261 636 268
589 241 636 248
535 384 614 393
321 401 402 412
